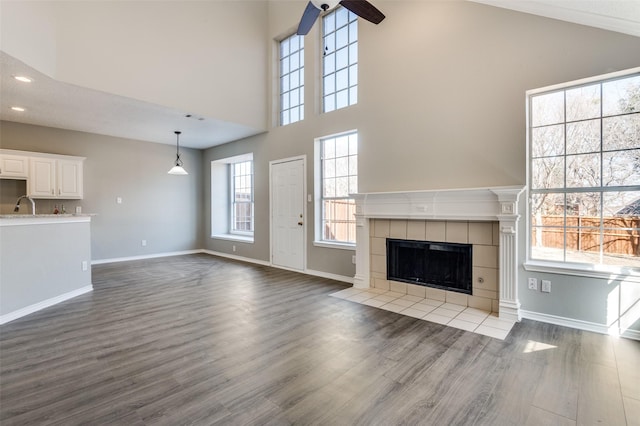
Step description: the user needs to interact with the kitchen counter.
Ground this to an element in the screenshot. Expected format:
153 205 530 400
0 214 95 226
0 214 93 324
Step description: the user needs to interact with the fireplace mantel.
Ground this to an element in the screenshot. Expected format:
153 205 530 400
352 186 526 321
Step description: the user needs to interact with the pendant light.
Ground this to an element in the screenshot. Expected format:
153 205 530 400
168 131 188 175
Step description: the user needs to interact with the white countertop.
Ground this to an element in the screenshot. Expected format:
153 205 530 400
0 214 95 226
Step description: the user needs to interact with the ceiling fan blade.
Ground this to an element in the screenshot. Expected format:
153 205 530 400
297 1 322 35
339 0 385 24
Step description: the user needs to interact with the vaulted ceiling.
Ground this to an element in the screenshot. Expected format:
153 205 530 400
1 1 638 149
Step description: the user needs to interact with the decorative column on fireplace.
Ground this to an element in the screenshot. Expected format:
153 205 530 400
352 186 525 321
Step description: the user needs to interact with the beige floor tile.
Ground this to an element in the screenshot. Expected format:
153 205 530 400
431 306 460 318
481 316 515 331
411 302 437 313
475 325 509 340
373 294 397 303
440 302 466 312
448 318 479 332
361 298 387 308
389 298 416 308
380 303 406 313
455 312 486 324
399 294 424 303
346 292 375 303
401 307 428 319
423 312 453 325
422 298 445 307
384 291 406 299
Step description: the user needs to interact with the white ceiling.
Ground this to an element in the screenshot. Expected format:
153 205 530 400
1 1 638 150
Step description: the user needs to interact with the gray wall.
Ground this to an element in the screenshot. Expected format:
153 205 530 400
0 121 203 260
203 1 640 330
0 220 91 315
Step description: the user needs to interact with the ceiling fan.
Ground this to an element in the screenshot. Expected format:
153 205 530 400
296 0 385 35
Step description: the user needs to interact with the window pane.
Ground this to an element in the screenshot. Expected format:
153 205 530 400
335 135 349 157
324 178 335 197
350 86 358 104
531 91 564 126
603 75 640 116
532 156 564 189
324 33 335 53
603 149 640 186
336 7 348 28
532 125 564 157
290 69 299 88
566 119 600 154
324 158 335 178
324 53 335 75
349 20 358 43
324 138 335 158
566 84 600 121
336 47 348 70
336 68 348 91
336 89 349 109
566 192 601 217
335 157 348 177
324 95 335 112
566 153 600 188
349 176 358 194
281 38 289 56
323 13 335 33
324 74 335 96
335 177 349 197
603 114 640 151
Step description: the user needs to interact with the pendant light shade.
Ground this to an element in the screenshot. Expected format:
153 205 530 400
168 131 188 175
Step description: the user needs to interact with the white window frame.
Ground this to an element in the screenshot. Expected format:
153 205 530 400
525 67 640 280
211 153 254 243
279 33 304 126
314 130 357 250
230 160 254 237
322 6 358 113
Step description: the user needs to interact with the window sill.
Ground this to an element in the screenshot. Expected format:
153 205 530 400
524 260 640 283
211 234 254 244
313 241 356 251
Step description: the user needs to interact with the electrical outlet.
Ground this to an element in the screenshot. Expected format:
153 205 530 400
141 239 147 247
116 197 123 204
528 277 538 290
352 255 356 264
232 245 236 252
541 280 551 293
82 261 88 271
75 206 82 214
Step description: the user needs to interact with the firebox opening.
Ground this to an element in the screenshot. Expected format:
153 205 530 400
386 238 472 295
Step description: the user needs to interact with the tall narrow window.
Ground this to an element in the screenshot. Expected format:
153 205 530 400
528 69 640 270
280 33 304 125
231 160 254 234
322 6 357 113
319 131 358 244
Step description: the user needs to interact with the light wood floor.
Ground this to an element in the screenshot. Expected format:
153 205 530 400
1 254 638 425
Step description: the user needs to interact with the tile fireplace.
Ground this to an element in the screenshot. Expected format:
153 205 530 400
352 186 526 321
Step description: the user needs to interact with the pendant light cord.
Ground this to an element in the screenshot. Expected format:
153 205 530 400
175 131 183 166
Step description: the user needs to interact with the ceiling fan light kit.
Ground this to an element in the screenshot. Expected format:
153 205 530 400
296 0 385 35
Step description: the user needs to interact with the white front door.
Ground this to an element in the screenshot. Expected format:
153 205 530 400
270 157 305 271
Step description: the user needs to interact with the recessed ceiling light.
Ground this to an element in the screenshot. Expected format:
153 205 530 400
13 75 32 83
10 106 26 112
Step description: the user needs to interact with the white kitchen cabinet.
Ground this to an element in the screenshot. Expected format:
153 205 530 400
0 154 29 179
29 157 84 199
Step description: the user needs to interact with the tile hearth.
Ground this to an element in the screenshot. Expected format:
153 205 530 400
330 287 515 340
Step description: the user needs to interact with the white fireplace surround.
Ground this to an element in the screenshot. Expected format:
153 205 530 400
353 186 526 322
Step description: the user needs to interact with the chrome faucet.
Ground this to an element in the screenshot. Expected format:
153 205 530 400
14 195 36 215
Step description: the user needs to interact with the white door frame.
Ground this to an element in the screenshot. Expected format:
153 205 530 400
269 155 307 272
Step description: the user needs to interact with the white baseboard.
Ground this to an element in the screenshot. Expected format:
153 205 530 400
200 250 271 266
91 250 202 265
305 269 354 284
520 309 640 341
201 251 353 284
0 285 93 325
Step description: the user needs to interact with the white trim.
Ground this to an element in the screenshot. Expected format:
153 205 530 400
521 309 640 341
524 261 640 283
200 249 271 267
313 240 355 251
305 268 354 284
91 250 201 265
0 285 92 325
211 234 254 244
